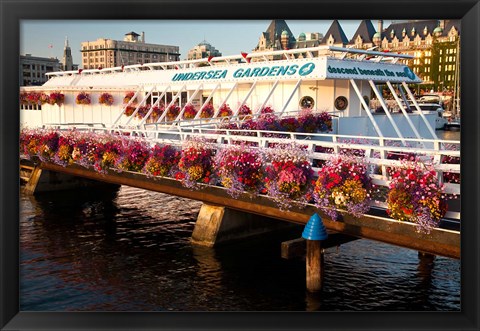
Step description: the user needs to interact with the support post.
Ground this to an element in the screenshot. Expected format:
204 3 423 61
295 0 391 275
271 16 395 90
306 240 324 292
191 203 293 247
302 213 328 293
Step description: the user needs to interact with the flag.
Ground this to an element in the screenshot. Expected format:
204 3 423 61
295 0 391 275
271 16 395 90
241 52 250 63
48 44 53 49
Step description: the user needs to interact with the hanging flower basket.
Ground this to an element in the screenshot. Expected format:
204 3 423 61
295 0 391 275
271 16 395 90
215 144 264 198
123 91 136 104
26 92 41 105
144 144 181 177
166 105 180 121
135 104 151 119
218 104 233 117
48 92 65 106
76 91 91 105
314 154 373 221
238 104 252 119
124 106 136 117
387 160 448 233
39 93 50 105
199 103 215 119
264 143 315 210
115 139 151 173
99 92 114 106
183 104 197 119
177 138 215 189
150 105 164 122
260 106 275 114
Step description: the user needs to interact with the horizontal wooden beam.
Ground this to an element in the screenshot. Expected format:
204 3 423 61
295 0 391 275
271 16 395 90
38 162 460 259
281 234 360 259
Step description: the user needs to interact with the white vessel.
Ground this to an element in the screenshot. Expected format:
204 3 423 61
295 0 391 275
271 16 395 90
21 46 440 138
19 46 460 219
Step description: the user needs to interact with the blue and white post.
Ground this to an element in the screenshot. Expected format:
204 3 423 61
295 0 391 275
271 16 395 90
302 213 328 292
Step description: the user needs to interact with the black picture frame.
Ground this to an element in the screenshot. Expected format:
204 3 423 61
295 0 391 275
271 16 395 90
1 0 479 330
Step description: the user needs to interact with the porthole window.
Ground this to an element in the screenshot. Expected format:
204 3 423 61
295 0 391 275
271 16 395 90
299 96 315 109
334 96 348 110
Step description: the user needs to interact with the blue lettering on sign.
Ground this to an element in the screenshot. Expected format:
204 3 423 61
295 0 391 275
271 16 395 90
172 69 227 81
172 62 315 81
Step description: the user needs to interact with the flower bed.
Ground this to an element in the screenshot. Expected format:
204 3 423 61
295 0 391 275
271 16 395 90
260 106 275 114
71 132 97 168
314 155 373 221
442 155 460 184
38 131 60 162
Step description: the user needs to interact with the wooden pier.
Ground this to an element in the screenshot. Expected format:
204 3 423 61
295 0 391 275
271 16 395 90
30 161 459 260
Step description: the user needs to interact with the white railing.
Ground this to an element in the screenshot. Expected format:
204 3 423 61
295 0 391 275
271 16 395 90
46 124 459 220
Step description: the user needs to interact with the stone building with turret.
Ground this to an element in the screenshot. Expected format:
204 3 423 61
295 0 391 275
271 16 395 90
320 20 349 47
371 20 460 92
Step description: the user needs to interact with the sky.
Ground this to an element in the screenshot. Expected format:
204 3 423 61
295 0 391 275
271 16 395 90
20 20 394 63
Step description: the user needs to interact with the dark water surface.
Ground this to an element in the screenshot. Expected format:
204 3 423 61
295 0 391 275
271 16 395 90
20 184 460 311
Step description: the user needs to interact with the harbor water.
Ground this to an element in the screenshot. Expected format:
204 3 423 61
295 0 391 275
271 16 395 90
19 130 460 311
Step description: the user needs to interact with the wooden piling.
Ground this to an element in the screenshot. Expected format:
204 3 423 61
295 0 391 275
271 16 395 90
306 240 324 292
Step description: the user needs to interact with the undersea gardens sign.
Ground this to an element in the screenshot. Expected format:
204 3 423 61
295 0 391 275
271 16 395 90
170 58 420 83
171 62 317 82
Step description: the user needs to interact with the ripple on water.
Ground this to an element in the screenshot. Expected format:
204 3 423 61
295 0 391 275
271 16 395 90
20 186 460 311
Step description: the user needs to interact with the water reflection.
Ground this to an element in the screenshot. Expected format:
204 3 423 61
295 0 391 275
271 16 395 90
20 186 460 311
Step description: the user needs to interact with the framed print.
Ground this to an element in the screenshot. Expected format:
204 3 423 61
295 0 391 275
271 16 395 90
1 0 479 330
